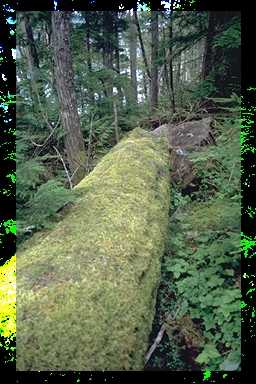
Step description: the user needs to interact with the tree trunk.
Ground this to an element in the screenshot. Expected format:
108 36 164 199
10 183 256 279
113 99 119 143
134 10 151 81
169 16 175 113
129 10 138 104
162 28 170 98
176 54 181 86
17 128 170 371
150 11 159 112
114 12 124 107
85 12 95 105
143 71 148 101
52 12 86 186
102 11 114 99
202 12 216 80
20 13 44 112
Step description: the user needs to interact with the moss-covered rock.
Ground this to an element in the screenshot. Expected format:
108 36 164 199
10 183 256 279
17 128 170 371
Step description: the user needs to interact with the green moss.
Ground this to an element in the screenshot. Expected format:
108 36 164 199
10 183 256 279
181 198 240 233
17 128 170 371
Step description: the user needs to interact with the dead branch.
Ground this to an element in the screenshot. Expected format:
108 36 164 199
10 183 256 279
30 116 60 152
86 112 94 173
53 145 73 190
113 100 119 143
145 305 181 364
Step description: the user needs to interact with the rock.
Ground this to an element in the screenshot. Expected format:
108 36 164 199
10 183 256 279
151 117 215 188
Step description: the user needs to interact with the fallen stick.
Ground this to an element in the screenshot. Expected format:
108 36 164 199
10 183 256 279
145 305 181 364
145 323 166 364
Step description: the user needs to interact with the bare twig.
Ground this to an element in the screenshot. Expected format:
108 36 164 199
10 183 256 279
145 305 181 364
53 145 73 189
145 323 166 364
228 161 236 184
31 116 60 153
86 113 94 172
113 100 119 143
70 165 82 182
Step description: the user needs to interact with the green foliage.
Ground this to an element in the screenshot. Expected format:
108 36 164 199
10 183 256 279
155 113 240 371
213 17 241 49
17 126 75 244
191 78 217 99
17 159 46 202
188 116 240 200
26 180 75 226
16 9 241 370
17 179 75 243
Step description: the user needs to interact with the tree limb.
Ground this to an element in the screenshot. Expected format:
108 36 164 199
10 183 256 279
53 145 73 189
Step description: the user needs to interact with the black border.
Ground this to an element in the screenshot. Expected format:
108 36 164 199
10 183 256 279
0 0 252 382
0 0 16 374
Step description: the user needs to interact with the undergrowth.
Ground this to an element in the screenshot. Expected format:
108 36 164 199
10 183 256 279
146 107 241 371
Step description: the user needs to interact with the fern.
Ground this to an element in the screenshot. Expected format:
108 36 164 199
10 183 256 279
17 180 75 244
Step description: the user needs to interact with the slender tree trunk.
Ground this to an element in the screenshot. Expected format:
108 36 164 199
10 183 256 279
113 99 119 143
143 71 148 101
85 12 95 104
102 11 114 99
52 11 86 186
150 11 159 112
86 113 94 173
134 10 151 81
169 16 175 112
114 13 124 107
20 13 44 112
162 28 170 98
175 53 181 108
202 11 216 80
129 10 138 104
176 55 181 86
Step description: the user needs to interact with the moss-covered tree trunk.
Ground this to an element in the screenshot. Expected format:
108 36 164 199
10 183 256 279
17 129 170 371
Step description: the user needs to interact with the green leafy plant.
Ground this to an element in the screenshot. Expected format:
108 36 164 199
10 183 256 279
155 113 241 371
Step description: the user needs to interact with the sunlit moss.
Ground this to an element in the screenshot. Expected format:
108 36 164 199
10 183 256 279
17 128 170 370
0 256 16 339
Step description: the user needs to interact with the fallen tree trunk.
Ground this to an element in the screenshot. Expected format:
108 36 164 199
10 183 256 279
17 128 170 371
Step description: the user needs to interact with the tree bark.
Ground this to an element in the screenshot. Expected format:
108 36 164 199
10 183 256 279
102 11 114 99
114 12 124 106
84 12 95 105
202 12 216 80
176 54 181 86
143 71 148 101
52 11 86 186
150 11 159 112
129 10 138 104
113 99 120 143
169 15 176 112
162 28 170 98
134 10 151 81
20 13 44 111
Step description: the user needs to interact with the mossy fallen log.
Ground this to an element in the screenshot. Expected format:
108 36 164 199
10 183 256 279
17 128 170 371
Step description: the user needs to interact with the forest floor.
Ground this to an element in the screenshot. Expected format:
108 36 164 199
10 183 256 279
144 99 241 371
